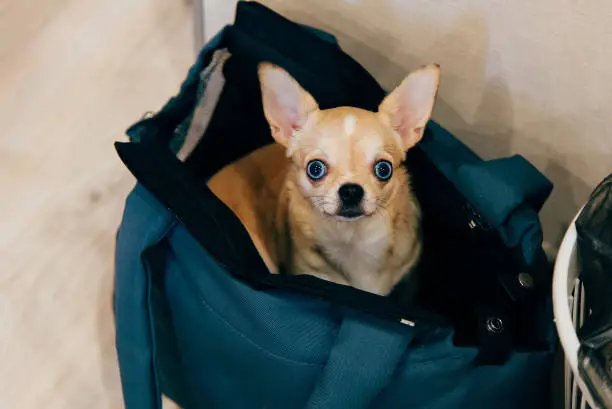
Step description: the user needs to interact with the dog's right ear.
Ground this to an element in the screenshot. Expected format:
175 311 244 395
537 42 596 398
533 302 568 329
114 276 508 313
378 64 440 151
258 63 319 148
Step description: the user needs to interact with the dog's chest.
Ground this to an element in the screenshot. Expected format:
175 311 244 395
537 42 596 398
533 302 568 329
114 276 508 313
316 219 390 280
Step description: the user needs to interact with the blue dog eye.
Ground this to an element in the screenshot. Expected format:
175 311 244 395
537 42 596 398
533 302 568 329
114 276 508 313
374 160 393 181
306 160 327 180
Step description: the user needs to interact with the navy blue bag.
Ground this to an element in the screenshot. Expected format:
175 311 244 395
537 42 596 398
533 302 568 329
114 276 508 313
114 3 556 408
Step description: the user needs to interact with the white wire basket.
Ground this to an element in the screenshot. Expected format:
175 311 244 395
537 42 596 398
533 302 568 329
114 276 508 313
553 208 604 409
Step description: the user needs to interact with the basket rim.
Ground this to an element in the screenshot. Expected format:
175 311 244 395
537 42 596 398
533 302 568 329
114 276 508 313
553 207 582 374
552 205 602 408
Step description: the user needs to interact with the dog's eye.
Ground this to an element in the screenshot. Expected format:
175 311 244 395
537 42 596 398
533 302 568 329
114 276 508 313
306 160 327 181
374 160 393 181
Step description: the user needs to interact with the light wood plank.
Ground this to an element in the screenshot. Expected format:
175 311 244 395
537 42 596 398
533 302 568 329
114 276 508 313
0 0 193 407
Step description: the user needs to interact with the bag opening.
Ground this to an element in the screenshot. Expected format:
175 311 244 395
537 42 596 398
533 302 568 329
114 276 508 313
116 123 551 357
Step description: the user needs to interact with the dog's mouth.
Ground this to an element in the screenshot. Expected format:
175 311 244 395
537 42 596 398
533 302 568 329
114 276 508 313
313 199 377 221
320 208 367 221
337 207 364 219
331 205 371 221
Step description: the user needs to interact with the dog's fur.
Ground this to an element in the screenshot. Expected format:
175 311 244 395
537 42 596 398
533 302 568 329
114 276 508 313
207 63 440 295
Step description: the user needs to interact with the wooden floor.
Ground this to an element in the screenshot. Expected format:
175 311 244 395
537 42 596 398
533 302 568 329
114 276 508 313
0 0 194 407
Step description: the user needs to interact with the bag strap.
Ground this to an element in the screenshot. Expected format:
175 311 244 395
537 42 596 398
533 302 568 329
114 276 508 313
304 310 415 409
115 185 179 409
114 260 162 409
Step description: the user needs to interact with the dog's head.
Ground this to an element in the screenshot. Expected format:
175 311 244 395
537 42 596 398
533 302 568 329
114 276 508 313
258 63 440 221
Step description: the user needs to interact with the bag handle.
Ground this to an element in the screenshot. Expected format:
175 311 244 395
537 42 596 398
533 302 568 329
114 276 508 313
304 310 415 409
115 189 175 409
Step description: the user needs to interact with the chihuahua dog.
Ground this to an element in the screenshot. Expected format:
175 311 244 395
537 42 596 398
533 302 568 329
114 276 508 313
207 62 440 295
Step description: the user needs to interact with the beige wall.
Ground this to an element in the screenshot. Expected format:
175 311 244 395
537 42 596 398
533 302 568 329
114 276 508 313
206 0 612 248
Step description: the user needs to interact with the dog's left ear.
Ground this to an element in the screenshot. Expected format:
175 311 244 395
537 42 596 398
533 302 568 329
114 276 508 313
258 63 319 148
378 64 440 151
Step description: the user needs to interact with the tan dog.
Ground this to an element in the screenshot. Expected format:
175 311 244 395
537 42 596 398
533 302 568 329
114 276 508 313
208 62 440 295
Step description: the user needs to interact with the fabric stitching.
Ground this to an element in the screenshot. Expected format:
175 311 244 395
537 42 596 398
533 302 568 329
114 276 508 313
168 244 326 368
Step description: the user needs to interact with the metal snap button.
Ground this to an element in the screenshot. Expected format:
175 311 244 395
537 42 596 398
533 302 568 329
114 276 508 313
518 272 534 289
486 317 504 334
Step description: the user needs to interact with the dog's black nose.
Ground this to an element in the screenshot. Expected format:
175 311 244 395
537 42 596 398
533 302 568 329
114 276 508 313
338 183 364 206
